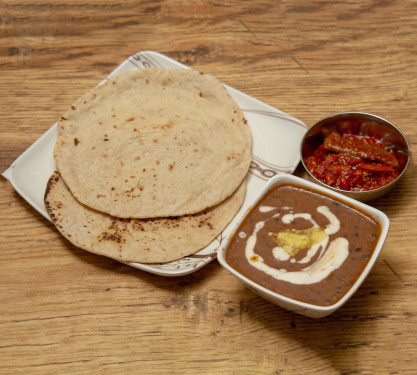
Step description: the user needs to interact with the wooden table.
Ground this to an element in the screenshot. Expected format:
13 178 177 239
1 1 416 374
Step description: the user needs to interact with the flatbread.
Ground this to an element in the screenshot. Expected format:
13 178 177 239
53 67 252 218
44 171 246 263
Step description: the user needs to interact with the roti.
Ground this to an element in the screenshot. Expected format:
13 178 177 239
53 67 252 218
44 171 246 263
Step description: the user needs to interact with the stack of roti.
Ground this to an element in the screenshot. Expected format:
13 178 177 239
44 67 252 264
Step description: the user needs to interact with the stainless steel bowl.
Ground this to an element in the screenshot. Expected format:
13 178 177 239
300 112 411 202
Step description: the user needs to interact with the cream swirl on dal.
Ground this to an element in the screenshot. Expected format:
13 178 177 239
244 205 349 285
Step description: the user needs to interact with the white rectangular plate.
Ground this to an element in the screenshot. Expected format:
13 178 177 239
2 51 307 276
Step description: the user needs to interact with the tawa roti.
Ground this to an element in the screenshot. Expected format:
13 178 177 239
44 171 246 263
53 68 252 218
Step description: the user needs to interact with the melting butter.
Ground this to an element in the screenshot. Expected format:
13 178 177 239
271 227 327 256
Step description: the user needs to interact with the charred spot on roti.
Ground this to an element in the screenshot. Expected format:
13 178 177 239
98 231 125 244
227 152 240 161
44 171 59 201
131 221 145 231
198 216 214 229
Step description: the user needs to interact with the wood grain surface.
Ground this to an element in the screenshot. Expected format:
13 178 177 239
1 1 416 374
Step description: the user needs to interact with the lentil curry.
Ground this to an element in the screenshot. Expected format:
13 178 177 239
225 183 381 306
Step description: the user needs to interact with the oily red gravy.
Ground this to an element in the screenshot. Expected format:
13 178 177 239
225 183 381 306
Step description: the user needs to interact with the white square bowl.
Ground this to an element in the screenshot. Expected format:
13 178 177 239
217 174 390 318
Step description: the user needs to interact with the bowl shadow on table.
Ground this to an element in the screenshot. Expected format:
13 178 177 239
228 260 396 373
234 275 385 373
51 230 223 282
7 187 230 309
49 223 224 291
7 183 224 288
62 242 229 326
